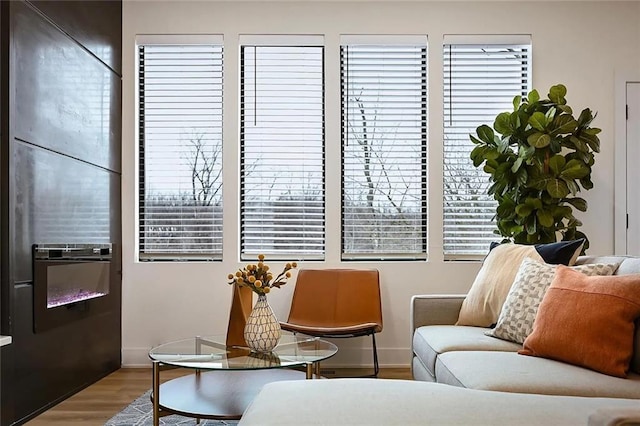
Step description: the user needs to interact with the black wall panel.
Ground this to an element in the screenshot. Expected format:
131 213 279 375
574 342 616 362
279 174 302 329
28 1 122 74
12 1 121 172
1 2 15 425
1 1 122 424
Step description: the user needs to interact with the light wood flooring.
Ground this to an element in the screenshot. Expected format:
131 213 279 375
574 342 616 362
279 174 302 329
25 367 412 426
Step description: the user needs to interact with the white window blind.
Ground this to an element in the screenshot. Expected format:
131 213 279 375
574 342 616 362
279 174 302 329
341 38 428 260
138 38 223 261
240 39 325 261
443 36 531 259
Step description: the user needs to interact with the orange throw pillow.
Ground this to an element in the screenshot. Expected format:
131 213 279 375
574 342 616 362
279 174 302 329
519 266 640 378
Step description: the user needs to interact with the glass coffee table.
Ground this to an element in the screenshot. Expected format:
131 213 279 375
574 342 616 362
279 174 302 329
148 333 338 425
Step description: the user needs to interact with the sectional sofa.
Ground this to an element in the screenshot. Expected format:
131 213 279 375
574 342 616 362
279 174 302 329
411 255 640 399
239 254 640 425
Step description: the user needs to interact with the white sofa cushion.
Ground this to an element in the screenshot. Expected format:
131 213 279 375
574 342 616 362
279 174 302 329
413 325 520 379
239 379 640 426
435 351 640 399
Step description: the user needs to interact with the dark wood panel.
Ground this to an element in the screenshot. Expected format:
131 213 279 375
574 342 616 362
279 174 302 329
1 0 10 337
3 1 122 424
11 142 121 283
28 1 121 74
11 283 120 425
11 1 121 172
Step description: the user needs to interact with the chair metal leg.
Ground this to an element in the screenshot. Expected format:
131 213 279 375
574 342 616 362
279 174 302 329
371 332 379 378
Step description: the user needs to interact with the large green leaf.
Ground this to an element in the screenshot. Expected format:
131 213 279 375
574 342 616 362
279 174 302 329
527 132 551 148
528 89 540 104
548 155 566 175
525 197 543 210
512 95 522 111
557 105 573 115
545 107 557 122
551 114 578 135
510 111 522 130
536 209 554 227
469 134 483 145
547 179 570 198
577 108 595 127
564 197 588 212
569 135 589 152
525 217 537 235
580 176 594 190
567 216 583 228
548 84 567 105
580 133 601 153
572 150 594 166
529 173 553 190
477 125 495 144
516 168 528 187
515 204 533 217
528 112 547 131
564 179 580 195
560 159 590 179
519 144 535 160
483 148 500 161
549 139 562 154
470 145 487 167
497 137 510 154
494 112 512 135
511 157 523 173
497 198 516 219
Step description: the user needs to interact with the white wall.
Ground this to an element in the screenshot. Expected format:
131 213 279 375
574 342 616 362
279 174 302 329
121 0 640 367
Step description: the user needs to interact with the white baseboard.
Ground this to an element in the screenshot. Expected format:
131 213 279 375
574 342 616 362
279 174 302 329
121 347 410 369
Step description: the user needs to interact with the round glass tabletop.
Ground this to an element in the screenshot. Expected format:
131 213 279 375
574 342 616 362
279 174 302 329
148 334 338 370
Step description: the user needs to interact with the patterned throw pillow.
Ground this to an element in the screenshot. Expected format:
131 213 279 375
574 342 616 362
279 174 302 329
486 258 619 344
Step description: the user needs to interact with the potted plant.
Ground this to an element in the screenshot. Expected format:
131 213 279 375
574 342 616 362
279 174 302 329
470 84 600 250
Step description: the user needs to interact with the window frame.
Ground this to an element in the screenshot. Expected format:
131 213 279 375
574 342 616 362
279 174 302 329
136 34 225 262
340 35 429 261
442 34 532 261
238 35 326 262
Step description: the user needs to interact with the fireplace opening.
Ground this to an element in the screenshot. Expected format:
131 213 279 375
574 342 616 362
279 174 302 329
32 243 113 332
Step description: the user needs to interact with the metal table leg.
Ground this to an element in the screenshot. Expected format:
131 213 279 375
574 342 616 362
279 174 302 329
153 361 160 426
306 363 313 379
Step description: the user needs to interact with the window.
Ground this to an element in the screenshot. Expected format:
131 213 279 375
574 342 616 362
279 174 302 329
341 36 428 260
239 36 325 261
443 35 531 259
137 36 224 261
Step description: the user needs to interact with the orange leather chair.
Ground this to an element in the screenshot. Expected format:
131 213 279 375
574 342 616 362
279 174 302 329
280 269 383 377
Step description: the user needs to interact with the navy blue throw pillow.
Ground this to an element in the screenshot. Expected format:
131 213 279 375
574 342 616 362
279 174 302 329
489 239 585 266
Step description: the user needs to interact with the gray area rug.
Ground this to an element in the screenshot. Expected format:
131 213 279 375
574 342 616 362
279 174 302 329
105 390 239 426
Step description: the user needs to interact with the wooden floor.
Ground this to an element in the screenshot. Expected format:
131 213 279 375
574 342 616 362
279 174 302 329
25 367 412 426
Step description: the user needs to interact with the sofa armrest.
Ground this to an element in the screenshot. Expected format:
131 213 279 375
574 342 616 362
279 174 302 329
410 294 466 332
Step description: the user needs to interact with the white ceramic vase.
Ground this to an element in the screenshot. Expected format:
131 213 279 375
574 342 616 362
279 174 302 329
244 294 282 352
